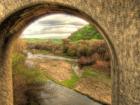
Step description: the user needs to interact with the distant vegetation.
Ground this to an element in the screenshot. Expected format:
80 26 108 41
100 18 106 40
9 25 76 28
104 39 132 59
12 39 48 84
68 24 103 41
25 38 63 44
26 24 111 75
27 39 111 75
12 23 112 105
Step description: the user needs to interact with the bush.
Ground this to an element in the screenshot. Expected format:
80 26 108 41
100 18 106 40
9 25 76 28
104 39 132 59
67 43 77 57
77 40 111 72
62 39 70 53
27 40 63 55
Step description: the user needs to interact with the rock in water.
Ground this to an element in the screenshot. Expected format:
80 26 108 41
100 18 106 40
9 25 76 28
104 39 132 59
26 81 102 105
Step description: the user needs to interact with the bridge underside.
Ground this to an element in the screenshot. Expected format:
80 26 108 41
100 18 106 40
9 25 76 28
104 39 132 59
0 0 140 105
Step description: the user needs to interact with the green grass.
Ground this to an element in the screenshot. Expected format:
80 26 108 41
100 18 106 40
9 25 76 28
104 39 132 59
60 67 111 89
69 24 103 41
12 53 48 84
49 39 63 44
23 38 48 43
30 49 50 55
61 72 80 88
24 38 62 44
82 68 98 77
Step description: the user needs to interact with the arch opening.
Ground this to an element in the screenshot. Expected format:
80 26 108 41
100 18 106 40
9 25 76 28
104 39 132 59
0 2 119 105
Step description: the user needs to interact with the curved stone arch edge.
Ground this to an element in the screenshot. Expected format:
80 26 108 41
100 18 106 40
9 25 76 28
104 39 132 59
0 2 120 105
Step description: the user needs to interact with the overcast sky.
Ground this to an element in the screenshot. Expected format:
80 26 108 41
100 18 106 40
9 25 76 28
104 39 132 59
21 13 88 39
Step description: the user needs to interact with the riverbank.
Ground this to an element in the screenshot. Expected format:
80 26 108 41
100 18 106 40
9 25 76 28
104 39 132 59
24 52 112 104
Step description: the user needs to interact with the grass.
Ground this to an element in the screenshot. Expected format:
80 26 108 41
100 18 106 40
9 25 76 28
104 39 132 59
61 71 80 88
12 53 111 87
24 38 62 44
12 50 110 89
23 38 47 43
60 66 111 89
82 68 98 77
12 53 48 84
30 49 50 55
82 67 111 84
69 24 103 41
49 39 63 44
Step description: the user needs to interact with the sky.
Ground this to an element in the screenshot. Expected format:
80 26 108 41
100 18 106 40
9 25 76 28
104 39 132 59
21 13 88 39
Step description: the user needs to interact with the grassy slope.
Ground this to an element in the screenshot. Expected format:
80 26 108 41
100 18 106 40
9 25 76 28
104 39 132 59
68 24 103 41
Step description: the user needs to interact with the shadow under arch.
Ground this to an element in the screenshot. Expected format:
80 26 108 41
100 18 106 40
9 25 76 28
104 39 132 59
0 2 119 105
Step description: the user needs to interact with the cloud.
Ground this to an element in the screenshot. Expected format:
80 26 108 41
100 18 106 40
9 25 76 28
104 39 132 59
22 13 88 38
39 20 64 25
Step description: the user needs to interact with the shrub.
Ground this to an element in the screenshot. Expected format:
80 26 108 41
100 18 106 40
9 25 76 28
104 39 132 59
27 40 63 55
62 39 70 53
67 43 77 57
77 40 111 72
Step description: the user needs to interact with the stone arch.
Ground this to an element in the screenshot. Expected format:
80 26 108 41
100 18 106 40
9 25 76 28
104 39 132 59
0 2 120 105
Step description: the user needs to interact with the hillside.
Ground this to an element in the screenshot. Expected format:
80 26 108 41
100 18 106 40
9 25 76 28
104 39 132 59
68 24 103 41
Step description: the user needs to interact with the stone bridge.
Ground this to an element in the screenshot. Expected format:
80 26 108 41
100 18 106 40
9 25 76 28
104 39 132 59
0 0 140 105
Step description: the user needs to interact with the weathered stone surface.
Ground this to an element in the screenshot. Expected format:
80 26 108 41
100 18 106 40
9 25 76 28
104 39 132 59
0 0 139 105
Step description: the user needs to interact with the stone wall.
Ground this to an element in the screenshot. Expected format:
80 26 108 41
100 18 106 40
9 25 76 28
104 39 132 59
0 0 140 105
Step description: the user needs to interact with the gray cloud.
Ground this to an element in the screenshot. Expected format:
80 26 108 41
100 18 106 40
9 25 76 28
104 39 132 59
39 20 64 25
22 14 88 38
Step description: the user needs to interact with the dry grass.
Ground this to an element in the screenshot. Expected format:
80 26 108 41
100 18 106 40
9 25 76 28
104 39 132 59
75 77 111 104
36 59 73 82
12 39 27 53
27 39 111 75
